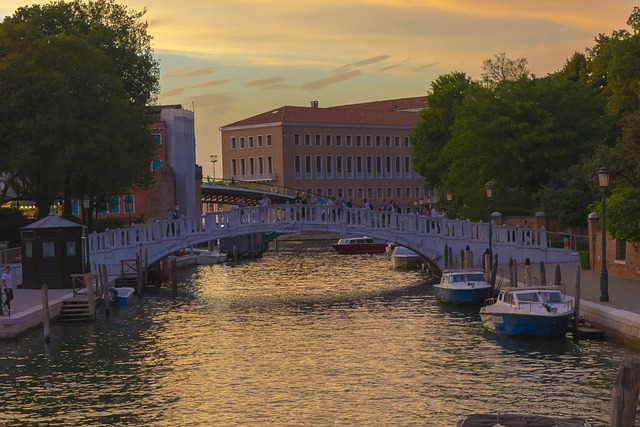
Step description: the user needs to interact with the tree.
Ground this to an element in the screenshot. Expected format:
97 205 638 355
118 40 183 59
481 52 530 83
0 1 159 217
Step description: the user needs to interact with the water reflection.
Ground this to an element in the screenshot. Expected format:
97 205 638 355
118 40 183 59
0 239 636 426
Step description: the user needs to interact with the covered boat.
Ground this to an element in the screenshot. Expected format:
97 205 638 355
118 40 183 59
433 269 493 305
457 413 591 426
331 236 387 254
389 246 422 270
480 286 573 338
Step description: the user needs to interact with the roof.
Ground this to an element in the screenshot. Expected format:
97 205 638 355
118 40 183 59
221 96 426 129
21 207 81 230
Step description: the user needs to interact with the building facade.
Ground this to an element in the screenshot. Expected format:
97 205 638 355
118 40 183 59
220 97 427 211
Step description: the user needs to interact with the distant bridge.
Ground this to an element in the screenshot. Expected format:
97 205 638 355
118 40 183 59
88 205 579 278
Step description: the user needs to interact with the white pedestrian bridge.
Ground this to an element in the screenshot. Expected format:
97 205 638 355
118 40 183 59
88 204 579 277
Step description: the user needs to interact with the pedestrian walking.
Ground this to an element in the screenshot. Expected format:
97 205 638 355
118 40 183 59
2 265 14 315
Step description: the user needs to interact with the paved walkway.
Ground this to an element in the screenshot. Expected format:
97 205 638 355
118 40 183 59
2 261 640 343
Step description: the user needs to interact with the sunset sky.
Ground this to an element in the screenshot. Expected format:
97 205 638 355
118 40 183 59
1 1 635 177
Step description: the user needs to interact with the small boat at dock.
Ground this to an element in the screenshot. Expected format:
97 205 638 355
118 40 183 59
457 413 591 426
389 245 422 270
433 269 493 305
111 287 135 305
480 286 573 338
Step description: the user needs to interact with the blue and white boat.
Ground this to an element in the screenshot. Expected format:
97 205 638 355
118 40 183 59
109 287 135 305
479 286 573 338
433 269 493 305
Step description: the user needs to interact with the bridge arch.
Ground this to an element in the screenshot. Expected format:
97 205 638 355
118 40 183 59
88 205 579 278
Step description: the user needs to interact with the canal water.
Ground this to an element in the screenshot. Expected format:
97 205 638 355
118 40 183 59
0 239 638 426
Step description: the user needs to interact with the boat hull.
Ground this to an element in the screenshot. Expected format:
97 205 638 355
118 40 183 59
332 244 388 254
480 311 572 338
390 255 422 269
115 287 135 305
434 285 493 305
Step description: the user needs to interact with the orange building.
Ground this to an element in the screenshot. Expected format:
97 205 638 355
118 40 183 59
220 97 428 211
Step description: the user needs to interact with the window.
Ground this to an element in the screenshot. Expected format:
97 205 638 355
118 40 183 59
153 134 162 145
258 157 264 174
294 155 301 178
356 135 362 147
616 239 627 261
366 156 373 178
366 136 372 147
395 136 401 147
294 134 301 146
231 137 237 149
405 156 411 177
385 136 391 147
305 155 312 179
395 156 402 177
396 187 402 198
151 159 161 171
249 136 254 148
336 135 342 146
239 137 245 149
326 156 333 178
356 156 363 178
267 156 273 173
266 135 272 146
325 134 332 146
336 156 343 178
249 157 255 175
305 134 312 146
25 242 33 258
346 135 352 147
240 158 246 175
386 188 393 199
258 135 263 147
357 188 363 200
231 159 237 176
376 156 383 177
66 241 76 257
405 187 411 199
43 242 55 258
404 136 410 147
316 156 323 178
346 156 353 178
315 134 322 146
386 156 392 177
367 188 373 199
377 188 383 199
375 136 382 147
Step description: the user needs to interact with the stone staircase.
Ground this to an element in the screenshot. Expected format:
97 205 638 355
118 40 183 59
57 297 93 322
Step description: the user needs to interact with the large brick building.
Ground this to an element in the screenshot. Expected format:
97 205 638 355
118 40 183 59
220 97 428 210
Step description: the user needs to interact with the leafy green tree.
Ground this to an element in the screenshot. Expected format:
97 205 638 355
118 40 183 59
605 186 640 248
0 1 159 217
481 52 530 83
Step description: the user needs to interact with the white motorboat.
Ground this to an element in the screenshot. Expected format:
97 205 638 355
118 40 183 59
480 286 574 338
433 269 493 305
389 246 422 270
191 248 227 265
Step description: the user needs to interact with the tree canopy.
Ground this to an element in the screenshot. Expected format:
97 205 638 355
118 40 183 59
0 0 160 218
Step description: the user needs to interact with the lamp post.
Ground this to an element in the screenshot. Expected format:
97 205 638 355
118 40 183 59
446 189 452 218
486 182 494 270
82 195 90 228
126 195 133 226
598 166 610 302
210 154 218 181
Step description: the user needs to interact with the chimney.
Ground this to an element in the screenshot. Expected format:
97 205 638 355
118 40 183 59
310 100 319 108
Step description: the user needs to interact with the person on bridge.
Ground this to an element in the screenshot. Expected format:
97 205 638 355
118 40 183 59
2 265 13 315
260 194 271 221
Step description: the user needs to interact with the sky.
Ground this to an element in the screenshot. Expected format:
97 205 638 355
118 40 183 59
1 1 636 177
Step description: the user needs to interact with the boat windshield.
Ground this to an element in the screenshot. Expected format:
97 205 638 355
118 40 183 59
515 292 538 303
539 291 563 303
450 273 485 282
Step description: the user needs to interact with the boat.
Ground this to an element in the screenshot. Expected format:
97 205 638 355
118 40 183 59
191 248 227 265
479 286 574 338
331 236 388 254
111 287 135 305
433 269 493 305
457 413 591 426
389 246 422 269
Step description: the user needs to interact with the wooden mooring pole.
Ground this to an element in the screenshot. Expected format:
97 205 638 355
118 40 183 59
41 283 50 343
610 361 640 427
572 265 581 343
171 257 178 300
100 264 110 316
84 273 96 321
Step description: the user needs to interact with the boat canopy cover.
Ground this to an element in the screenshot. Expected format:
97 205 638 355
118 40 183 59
456 414 591 427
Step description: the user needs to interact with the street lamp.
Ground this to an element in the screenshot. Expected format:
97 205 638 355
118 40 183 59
446 189 452 218
81 194 91 272
82 194 90 227
486 182 494 270
125 195 134 226
210 154 218 181
598 166 610 302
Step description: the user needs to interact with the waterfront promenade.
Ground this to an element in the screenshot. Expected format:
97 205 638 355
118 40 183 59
2 261 640 346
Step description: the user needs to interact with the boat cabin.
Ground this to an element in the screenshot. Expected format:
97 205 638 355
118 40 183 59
442 271 486 284
497 287 565 306
336 237 376 245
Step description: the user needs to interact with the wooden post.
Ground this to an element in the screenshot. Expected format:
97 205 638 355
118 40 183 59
540 262 547 286
162 257 169 282
554 264 562 286
573 265 581 343
512 260 518 287
136 253 143 295
484 251 490 283
41 283 50 343
610 361 640 427
171 257 178 300
84 272 96 321
509 259 514 287
101 264 110 316
524 258 531 286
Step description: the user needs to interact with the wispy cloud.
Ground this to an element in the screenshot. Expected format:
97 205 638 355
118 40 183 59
162 66 218 78
415 62 438 71
336 55 391 72
246 77 290 88
161 87 185 97
300 70 362 91
190 79 231 88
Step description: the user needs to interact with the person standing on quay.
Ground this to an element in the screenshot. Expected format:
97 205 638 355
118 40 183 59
2 265 13 314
